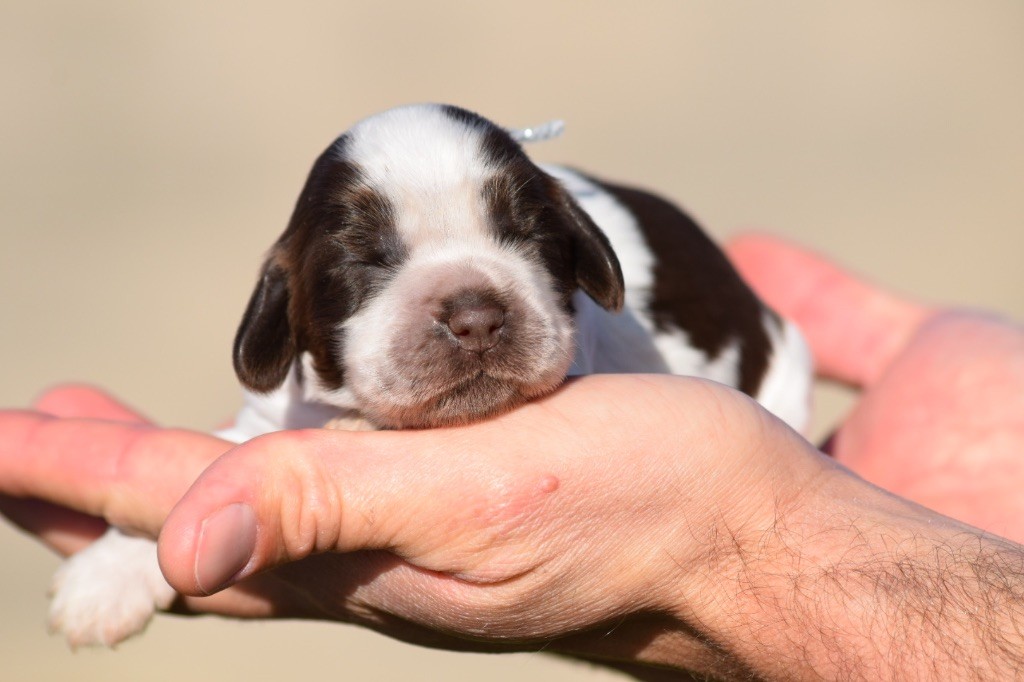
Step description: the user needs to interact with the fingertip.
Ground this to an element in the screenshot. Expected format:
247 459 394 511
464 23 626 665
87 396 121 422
33 384 149 423
724 231 791 263
724 232 801 266
157 431 304 595
159 500 257 596
157 428 396 596
1 412 233 540
158 452 255 595
157 507 198 593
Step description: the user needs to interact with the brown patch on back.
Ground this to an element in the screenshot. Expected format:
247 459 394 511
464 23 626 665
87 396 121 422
595 179 774 396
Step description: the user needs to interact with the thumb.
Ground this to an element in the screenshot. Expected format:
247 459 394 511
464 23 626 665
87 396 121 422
157 429 400 596
726 233 933 386
157 425 547 596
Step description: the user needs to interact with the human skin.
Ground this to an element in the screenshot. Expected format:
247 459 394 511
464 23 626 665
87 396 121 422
1 235 1023 679
729 235 1024 541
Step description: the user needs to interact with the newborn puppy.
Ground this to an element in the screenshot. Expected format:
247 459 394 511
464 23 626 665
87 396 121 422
49 103 811 647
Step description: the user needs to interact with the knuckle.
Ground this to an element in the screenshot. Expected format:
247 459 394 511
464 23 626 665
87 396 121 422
33 383 94 409
272 439 344 561
103 425 159 528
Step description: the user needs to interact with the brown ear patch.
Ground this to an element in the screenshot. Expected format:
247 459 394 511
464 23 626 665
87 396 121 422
233 134 405 395
232 257 295 393
553 186 625 312
481 161 625 313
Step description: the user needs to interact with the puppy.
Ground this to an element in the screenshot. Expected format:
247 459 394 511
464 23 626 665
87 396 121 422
48 103 812 647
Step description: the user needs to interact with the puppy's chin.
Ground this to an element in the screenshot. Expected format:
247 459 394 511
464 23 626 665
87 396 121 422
357 372 565 430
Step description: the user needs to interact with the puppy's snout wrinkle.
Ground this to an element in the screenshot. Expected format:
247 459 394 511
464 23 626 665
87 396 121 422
443 294 506 353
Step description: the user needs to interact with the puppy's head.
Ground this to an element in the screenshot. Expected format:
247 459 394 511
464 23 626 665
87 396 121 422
233 104 623 428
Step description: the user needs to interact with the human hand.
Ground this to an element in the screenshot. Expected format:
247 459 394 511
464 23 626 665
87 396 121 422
727 234 1024 542
0 387 301 621
0 375 830 674
9 374 1024 681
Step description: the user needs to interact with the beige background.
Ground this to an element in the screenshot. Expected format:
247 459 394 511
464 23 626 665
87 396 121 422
2 2 1023 680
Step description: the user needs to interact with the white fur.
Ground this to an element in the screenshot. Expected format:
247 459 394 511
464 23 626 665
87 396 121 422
569 291 670 374
229 359 350 435
755 316 813 432
345 105 494 249
49 528 177 648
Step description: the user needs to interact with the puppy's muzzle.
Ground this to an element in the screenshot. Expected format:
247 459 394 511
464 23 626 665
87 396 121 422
441 291 506 353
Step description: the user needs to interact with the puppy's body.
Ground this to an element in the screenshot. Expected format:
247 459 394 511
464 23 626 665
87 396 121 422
49 104 811 646
228 105 809 434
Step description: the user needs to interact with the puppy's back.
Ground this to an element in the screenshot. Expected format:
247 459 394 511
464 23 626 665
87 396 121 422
548 165 811 432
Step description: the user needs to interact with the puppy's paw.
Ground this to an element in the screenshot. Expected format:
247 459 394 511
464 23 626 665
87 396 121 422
49 528 176 648
324 411 377 431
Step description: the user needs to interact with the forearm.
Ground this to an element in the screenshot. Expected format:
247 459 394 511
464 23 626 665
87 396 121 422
686 461 1024 680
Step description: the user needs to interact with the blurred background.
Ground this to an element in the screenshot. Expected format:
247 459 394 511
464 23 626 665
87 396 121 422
1 1 1022 680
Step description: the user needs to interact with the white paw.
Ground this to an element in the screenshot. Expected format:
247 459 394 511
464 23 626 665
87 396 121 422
49 527 177 648
323 410 378 431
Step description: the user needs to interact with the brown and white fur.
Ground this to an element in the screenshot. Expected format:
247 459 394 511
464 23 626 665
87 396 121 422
49 104 812 647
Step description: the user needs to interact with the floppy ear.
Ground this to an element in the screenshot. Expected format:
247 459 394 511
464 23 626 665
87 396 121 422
232 257 295 393
554 189 625 312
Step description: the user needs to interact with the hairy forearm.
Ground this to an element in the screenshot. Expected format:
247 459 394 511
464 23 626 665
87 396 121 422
686 465 1024 680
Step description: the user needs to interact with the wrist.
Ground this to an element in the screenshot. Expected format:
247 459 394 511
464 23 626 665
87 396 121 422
680 448 1024 680
545 403 837 678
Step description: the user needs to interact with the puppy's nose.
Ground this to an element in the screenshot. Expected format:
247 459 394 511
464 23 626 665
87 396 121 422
445 297 505 352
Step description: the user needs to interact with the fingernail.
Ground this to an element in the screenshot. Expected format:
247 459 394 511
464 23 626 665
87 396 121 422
194 503 257 595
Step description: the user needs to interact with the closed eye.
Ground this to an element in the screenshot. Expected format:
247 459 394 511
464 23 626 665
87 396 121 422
330 222 409 270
